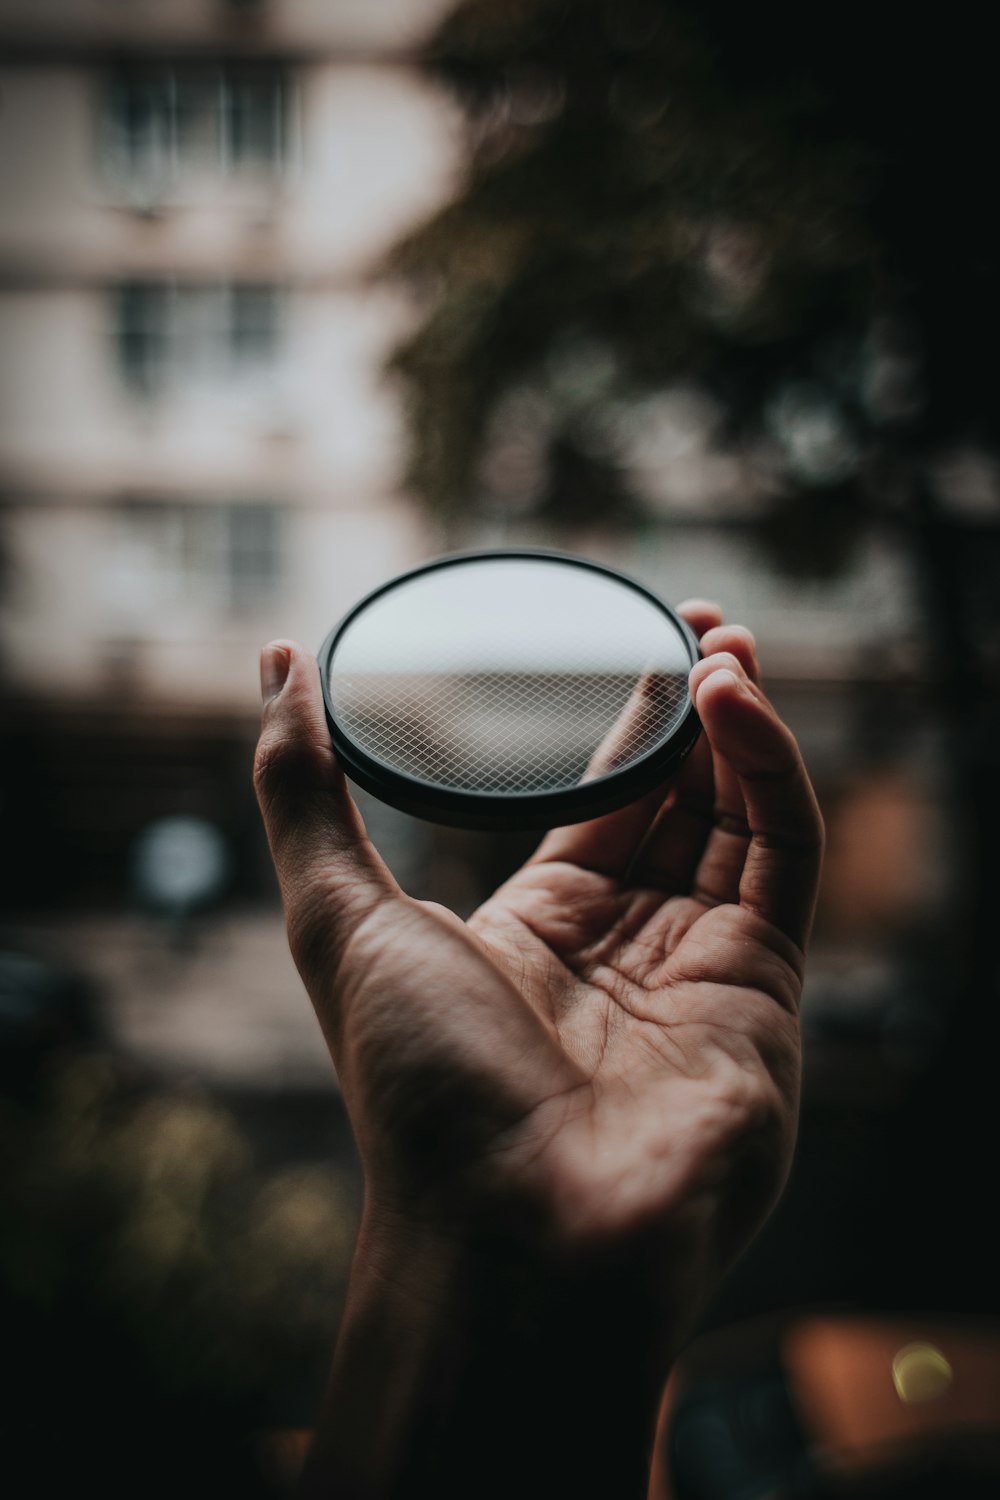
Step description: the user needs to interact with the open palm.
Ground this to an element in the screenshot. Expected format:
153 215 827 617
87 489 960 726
254 605 822 1317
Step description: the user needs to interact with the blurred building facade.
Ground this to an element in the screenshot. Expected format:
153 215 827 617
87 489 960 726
0 0 961 1084
0 0 457 911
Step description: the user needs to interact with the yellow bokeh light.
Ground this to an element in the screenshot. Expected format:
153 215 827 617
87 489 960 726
891 1343 954 1404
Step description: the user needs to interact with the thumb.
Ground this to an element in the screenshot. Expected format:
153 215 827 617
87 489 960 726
253 640 397 985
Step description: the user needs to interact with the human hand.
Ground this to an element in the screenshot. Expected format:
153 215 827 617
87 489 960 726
253 602 823 1496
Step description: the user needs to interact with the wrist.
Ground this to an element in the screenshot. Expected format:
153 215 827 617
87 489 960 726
302 1204 677 1499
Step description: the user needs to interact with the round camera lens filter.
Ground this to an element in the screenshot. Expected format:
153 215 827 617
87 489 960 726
318 551 701 829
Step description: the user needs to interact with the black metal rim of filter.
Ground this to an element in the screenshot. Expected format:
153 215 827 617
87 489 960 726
317 549 702 830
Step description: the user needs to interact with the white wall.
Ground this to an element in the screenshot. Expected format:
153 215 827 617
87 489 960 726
0 35 459 709
0 0 457 51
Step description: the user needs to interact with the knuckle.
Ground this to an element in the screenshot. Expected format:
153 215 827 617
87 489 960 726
705 650 743 674
727 624 757 648
702 624 757 661
253 730 332 805
710 624 757 657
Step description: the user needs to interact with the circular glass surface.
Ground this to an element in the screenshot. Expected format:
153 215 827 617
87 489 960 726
320 552 699 827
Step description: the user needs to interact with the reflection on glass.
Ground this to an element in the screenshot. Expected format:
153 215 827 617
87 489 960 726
326 558 692 795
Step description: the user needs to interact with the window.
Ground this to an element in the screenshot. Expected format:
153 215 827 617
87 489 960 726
224 67 287 168
110 500 283 617
228 503 282 612
114 282 281 395
103 62 287 185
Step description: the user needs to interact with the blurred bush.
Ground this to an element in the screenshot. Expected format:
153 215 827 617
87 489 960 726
0 1046 357 1496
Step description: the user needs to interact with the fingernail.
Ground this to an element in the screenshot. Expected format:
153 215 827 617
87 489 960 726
694 666 744 703
711 667 754 698
260 643 291 705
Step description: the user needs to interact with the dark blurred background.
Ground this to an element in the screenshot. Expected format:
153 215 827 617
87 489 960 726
1 1 997 1495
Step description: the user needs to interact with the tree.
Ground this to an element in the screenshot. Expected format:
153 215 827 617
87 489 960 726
381 0 997 573
380 0 1000 971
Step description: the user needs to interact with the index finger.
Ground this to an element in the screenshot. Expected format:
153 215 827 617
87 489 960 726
529 600 722 876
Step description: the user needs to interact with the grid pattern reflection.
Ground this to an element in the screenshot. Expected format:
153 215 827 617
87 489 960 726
329 668 689 794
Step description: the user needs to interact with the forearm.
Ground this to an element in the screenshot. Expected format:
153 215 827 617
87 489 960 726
298 1209 674 1500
